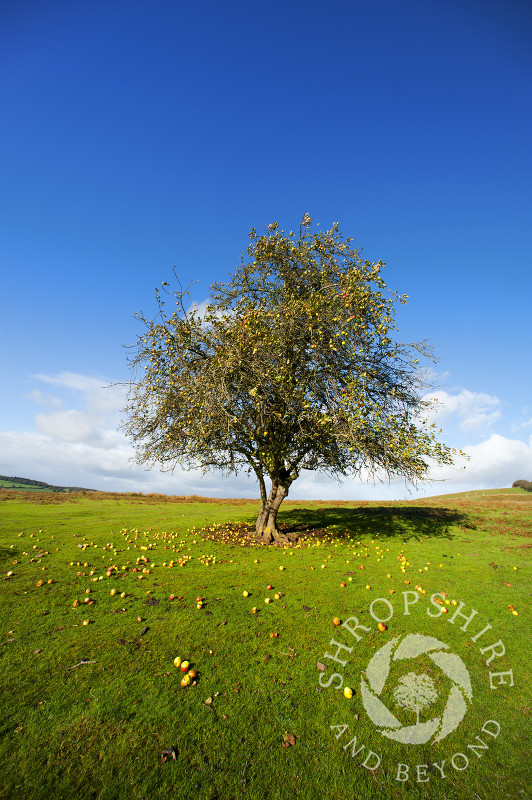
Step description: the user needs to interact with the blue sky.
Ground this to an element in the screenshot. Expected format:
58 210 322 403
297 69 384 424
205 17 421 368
1 0 531 499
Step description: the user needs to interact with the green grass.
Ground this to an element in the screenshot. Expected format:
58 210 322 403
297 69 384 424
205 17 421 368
0 479 57 492
0 488 530 800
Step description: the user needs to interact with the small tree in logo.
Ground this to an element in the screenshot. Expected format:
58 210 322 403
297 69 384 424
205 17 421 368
393 672 438 724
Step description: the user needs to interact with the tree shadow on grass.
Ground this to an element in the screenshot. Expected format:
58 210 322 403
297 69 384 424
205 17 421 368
275 505 470 543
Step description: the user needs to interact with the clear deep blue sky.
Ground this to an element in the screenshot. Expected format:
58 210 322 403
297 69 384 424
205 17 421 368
1 0 531 498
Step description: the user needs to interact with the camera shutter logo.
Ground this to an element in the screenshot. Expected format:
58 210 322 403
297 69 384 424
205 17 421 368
360 633 472 745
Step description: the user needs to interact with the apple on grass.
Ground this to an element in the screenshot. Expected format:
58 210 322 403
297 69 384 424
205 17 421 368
180 661 190 672
173 656 182 668
343 687 353 699
242 590 249 597
181 674 191 687
332 617 341 626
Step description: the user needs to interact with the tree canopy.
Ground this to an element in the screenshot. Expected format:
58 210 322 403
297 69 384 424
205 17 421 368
123 215 459 542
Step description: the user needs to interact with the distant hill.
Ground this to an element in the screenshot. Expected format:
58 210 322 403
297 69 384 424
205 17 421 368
0 475 95 493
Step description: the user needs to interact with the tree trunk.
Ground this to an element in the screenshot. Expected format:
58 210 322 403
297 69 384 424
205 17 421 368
255 479 290 544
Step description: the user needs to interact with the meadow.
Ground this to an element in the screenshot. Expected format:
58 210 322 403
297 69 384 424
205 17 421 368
0 487 530 800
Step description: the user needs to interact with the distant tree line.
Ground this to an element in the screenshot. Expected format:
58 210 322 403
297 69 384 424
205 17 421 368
0 475 93 493
512 479 532 492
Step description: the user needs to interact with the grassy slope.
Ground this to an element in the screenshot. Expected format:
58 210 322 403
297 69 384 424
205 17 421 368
0 488 530 800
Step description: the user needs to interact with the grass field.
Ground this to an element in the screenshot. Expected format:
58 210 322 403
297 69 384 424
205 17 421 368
0 479 58 493
1 487 530 800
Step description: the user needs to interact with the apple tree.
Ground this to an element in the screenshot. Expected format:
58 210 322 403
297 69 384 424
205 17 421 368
123 215 458 543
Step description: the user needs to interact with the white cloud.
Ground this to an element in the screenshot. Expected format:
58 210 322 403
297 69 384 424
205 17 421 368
427 433 532 489
26 372 128 450
187 298 232 322
1 372 531 500
34 409 123 448
0 428 261 495
33 372 127 416
423 389 501 434
27 389 63 409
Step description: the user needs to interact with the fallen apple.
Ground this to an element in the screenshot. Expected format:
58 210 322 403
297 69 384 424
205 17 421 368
181 674 191 687
377 622 387 632
266 584 273 590
243 590 249 597
187 669 197 679
180 660 190 672
332 617 341 626
110 588 116 596
264 598 271 604
82 619 90 626
251 607 257 614
343 687 353 699
173 656 182 668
